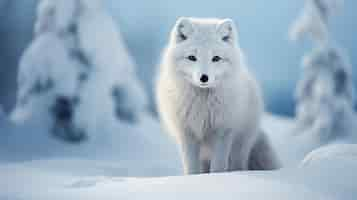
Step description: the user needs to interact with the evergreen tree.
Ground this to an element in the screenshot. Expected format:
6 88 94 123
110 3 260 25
11 0 148 142
290 0 355 144
11 0 86 142
71 0 148 138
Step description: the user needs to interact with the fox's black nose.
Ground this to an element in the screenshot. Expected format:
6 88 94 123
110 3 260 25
200 74 209 83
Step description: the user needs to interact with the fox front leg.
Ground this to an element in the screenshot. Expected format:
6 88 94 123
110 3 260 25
210 132 233 173
181 132 201 175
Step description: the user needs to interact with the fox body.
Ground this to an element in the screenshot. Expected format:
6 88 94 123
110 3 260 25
156 17 280 174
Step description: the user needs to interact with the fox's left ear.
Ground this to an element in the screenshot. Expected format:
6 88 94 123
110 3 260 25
217 19 238 44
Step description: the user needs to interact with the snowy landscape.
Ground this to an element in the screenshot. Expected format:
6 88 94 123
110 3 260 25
1 0 357 199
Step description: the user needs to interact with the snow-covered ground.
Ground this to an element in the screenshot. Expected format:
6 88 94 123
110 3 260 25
0 114 181 176
3 155 357 200
1 113 357 200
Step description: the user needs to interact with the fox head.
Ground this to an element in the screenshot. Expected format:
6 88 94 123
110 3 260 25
167 17 242 88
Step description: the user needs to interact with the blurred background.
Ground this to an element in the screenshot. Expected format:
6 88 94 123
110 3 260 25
0 0 356 116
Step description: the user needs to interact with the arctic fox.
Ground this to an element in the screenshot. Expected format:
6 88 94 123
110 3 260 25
156 17 280 174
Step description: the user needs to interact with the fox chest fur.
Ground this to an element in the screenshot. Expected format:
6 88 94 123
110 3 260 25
158 75 257 141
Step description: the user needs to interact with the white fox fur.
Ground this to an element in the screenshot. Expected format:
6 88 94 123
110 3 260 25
156 17 280 174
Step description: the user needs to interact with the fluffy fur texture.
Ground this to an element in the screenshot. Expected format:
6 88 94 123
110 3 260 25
156 17 280 174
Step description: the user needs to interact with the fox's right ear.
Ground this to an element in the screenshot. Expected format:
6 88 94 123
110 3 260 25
172 17 194 43
217 19 238 44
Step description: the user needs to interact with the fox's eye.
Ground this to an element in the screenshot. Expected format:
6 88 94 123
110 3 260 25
212 56 222 62
187 55 197 62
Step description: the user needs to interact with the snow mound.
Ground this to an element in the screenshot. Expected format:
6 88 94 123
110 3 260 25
301 143 357 166
262 113 357 166
3 153 357 200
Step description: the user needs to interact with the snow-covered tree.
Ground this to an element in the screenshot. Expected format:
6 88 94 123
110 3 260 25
290 0 355 144
72 0 148 137
11 0 148 142
294 47 355 142
10 0 86 142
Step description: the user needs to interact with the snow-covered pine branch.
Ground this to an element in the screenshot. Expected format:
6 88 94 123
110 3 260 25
0 105 4 119
294 46 355 144
289 0 343 45
35 0 78 36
